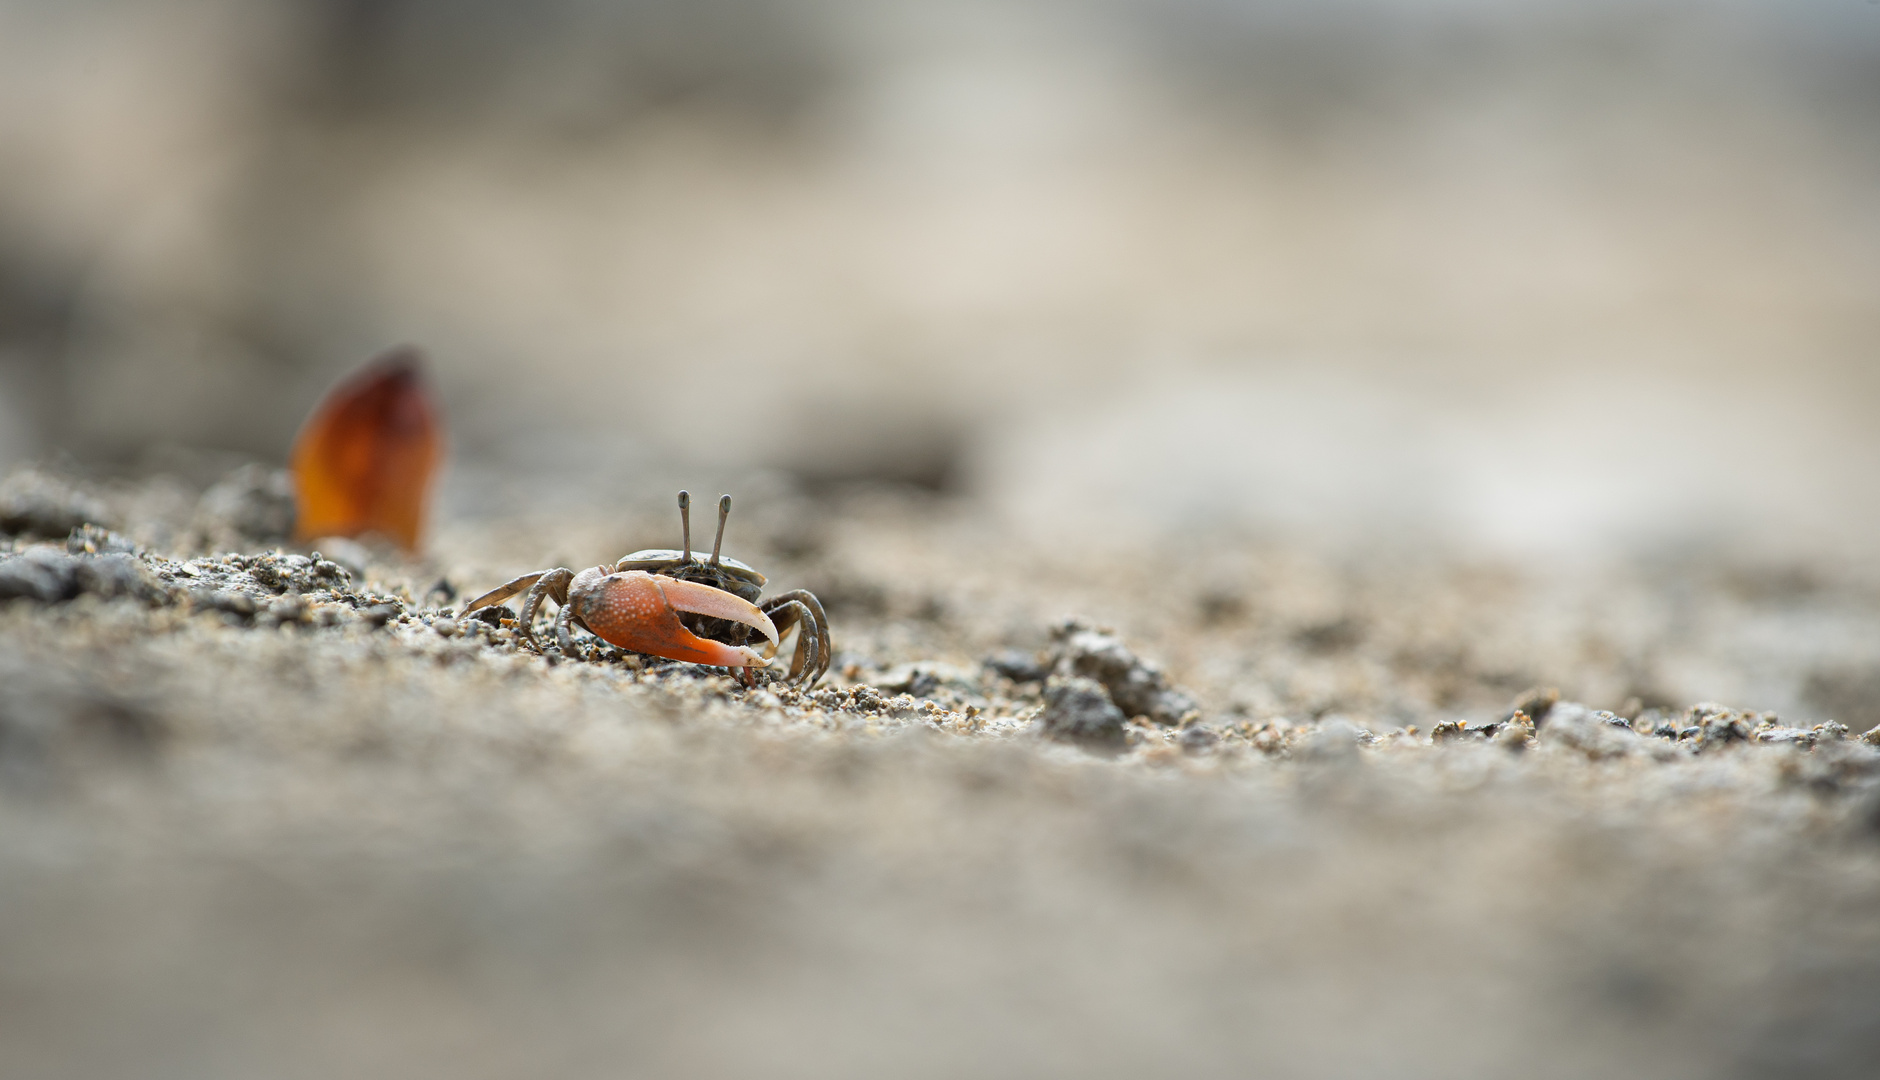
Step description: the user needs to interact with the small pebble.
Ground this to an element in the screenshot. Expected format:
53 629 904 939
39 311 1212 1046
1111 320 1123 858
1179 725 1220 755
1038 675 1126 753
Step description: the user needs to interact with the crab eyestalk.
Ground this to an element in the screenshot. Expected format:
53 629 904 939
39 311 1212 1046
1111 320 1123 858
710 494 731 567
677 490 693 564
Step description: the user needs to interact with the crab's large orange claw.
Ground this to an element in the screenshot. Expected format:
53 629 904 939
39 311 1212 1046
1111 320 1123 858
582 571 776 668
291 346 443 552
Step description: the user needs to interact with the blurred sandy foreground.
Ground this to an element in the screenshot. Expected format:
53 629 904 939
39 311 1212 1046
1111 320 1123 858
5 460 1880 1079
3 1 1880 1077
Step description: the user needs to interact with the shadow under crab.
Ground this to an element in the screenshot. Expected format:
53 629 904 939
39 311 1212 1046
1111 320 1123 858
463 491 830 686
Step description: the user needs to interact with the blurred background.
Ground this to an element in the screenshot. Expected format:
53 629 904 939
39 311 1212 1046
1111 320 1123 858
9 10 1880 1077
1 0 1877 559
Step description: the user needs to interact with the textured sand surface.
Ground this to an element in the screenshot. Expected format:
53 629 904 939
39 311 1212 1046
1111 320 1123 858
4 466 1880 1079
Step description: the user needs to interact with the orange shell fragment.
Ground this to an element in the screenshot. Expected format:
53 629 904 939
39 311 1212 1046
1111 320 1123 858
290 346 443 552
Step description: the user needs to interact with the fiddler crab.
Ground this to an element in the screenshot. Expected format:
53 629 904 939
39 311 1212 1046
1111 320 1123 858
463 492 830 686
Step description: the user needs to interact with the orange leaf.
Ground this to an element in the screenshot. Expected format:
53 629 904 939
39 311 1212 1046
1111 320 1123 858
290 347 443 552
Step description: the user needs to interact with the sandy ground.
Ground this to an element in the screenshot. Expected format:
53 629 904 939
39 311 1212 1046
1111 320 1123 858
4 463 1880 1079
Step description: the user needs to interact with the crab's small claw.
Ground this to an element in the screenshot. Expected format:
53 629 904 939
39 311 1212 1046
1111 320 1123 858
580 570 777 669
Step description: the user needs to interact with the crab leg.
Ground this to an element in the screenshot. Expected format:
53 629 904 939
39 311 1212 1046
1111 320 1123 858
463 571 547 615
517 568 575 651
555 590 582 654
771 600 816 680
761 591 830 686
578 571 777 668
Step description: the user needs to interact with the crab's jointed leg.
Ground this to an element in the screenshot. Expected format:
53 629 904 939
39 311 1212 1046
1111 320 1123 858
555 586 586 653
762 590 830 686
766 600 817 680
462 571 548 617
512 568 575 651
